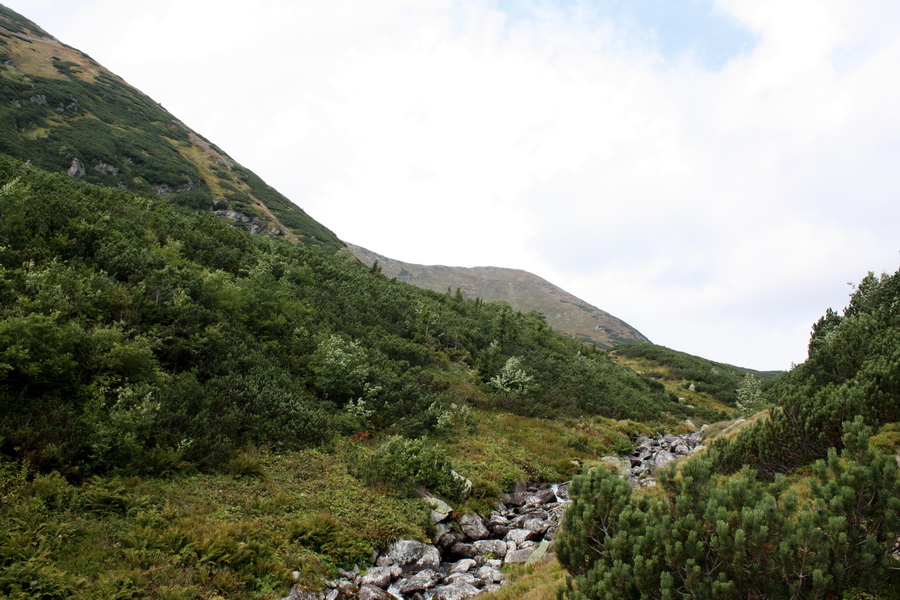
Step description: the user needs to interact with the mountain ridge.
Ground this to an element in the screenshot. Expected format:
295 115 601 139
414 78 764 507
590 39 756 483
348 243 649 349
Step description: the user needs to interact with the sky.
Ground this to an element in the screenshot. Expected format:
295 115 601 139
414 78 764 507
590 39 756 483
6 0 899 371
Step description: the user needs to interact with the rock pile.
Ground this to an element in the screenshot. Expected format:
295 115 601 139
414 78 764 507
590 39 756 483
284 433 704 600
306 482 569 600
626 432 703 487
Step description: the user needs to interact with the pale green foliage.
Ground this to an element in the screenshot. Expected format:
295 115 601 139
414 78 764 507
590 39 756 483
490 356 537 396
736 373 767 414
310 334 380 406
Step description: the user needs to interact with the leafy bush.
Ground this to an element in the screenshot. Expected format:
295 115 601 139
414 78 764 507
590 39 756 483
359 436 466 501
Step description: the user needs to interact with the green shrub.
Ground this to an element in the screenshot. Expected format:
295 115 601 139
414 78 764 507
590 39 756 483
556 418 900 600
359 436 466 501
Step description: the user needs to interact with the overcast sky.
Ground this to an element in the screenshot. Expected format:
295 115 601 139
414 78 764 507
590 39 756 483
6 0 898 371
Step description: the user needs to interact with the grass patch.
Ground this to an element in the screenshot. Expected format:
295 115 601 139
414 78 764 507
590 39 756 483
481 557 567 600
0 449 430 599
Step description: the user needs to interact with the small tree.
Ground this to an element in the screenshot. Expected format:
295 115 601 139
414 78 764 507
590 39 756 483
736 373 767 414
489 356 536 396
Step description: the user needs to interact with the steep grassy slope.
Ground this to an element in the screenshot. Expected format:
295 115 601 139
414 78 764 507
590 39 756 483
349 243 649 349
0 4 341 249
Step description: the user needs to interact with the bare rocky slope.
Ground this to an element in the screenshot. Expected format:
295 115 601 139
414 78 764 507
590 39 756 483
348 243 649 349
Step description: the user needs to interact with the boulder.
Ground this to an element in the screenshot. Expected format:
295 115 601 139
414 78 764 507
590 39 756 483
458 513 489 540
376 540 440 573
358 584 394 600
526 539 552 565
473 539 507 559
398 569 442 594
434 581 482 600
653 450 677 471
424 495 454 524
504 528 534 545
448 558 477 574
475 566 503 584
280 587 318 600
522 518 547 534
504 547 534 564
438 531 467 549
360 566 399 589
449 542 477 559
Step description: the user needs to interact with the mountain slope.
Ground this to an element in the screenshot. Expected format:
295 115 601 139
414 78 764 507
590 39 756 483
349 243 649 349
0 4 341 250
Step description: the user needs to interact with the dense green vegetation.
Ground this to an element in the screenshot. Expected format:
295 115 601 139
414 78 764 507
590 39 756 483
611 342 779 407
713 269 900 476
557 419 899 600
557 268 900 600
0 155 704 598
0 155 689 477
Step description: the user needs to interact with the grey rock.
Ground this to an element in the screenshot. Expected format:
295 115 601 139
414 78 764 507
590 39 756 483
438 531 467 549
473 539 507 559
535 488 557 503
398 569 442 594
448 558 477 574
443 572 478 586
504 528 534 545
600 456 631 478
280 587 318 600
424 494 454 524
449 542 477 559
500 492 527 507
458 513 489 541
525 540 552 565
360 566 399 589
93 161 119 175
475 566 503 584
433 581 482 600
653 450 677 471
522 518 547 534
504 548 534 564
67 158 85 178
376 540 440 573
358 584 394 600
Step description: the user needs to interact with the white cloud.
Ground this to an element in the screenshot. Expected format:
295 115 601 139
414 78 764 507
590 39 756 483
4 0 898 370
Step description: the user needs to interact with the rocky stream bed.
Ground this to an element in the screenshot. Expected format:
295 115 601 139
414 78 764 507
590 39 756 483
283 432 703 600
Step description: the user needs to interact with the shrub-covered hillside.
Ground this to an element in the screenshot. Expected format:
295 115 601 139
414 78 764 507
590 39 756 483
0 155 691 478
0 5 341 248
557 267 900 600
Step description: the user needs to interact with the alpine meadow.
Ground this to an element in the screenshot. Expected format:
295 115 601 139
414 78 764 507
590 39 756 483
0 5 897 600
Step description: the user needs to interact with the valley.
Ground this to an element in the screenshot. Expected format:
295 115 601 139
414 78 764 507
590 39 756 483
0 4 897 600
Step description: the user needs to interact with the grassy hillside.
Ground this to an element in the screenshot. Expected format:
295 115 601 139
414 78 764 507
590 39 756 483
610 342 782 421
349 244 650 349
0 5 341 250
